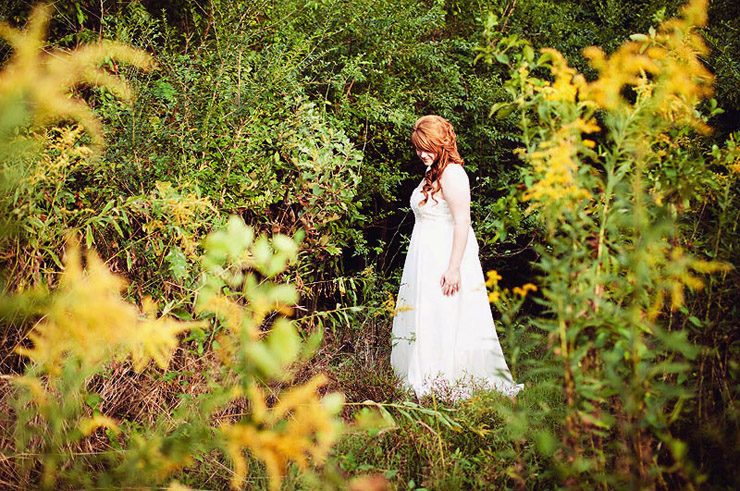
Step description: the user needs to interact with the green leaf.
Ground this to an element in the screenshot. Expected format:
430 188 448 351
166 246 188 280
85 225 94 248
266 318 300 365
245 343 281 378
523 45 534 63
494 53 510 64
488 102 509 118
536 430 558 456
496 104 515 120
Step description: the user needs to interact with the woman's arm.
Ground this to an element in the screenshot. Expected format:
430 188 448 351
439 164 471 296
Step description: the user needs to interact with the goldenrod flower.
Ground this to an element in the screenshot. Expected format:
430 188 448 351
0 4 153 144
538 48 584 103
580 0 713 132
16 243 191 375
521 123 593 210
486 270 502 288
78 415 119 437
512 283 538 298
221 375 343 491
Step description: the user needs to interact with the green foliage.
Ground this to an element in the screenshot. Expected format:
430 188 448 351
0 7 350 490
1 0 739 489
7 215 349 490
473 0 739 487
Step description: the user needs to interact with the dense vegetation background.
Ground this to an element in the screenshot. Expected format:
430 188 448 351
0 0 738 489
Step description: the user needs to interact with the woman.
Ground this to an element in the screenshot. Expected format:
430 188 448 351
390 115 523 398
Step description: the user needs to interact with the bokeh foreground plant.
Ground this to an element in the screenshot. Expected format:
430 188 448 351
0 3 154 145
196 215 345 491
11 216 346 490
12 242 192 487
478 0 737 487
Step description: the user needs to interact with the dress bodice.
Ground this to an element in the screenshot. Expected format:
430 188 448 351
410 184 455 225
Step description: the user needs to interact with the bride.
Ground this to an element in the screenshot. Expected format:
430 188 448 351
390 115 523 398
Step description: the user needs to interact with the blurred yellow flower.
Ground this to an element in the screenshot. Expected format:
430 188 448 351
78 415 119 437
538 48 585 103
512 283 538 298
221 375 343 491
16 243 191 375
0 4 153 144
485 270 502 288
580 0 713 132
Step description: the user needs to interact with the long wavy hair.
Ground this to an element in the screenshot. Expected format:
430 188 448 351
410 115 464 205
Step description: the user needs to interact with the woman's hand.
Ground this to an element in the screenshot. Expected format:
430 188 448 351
440 268 461 296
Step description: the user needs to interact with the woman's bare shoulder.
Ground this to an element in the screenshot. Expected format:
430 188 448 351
440 163 469 185
438 164 470 203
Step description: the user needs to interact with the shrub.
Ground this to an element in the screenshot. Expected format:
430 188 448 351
476 0 739 486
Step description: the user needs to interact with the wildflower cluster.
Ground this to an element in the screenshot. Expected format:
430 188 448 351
141 181 217 257
26 126 92 186
646 245 731 319
519 119 597 212
11 243 192 487
481 37 601 219
379 290 397 316
0 4 153 144
481 0 716 224
17 242 190 375
512 283 538 298
221 376 343 491
486 269 537 306
581 0 713 132
196 216 346 488
537 48 585 104
485 270 502 303
478 0 735 485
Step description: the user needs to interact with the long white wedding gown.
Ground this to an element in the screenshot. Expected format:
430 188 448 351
391 172 523 398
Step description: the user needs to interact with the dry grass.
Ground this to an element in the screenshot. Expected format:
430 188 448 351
0 376 21 490
305 317 407 410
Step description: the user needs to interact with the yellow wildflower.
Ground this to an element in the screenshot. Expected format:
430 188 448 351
16 243 191 375
580 0 713 132
485 270 502 288
0 4 153 144
521 124 592 210
512 283 538 298
538 48 585 103
221 375 343 491
78 415 119 436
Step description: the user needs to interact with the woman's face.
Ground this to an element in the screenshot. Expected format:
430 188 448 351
416 148 436 167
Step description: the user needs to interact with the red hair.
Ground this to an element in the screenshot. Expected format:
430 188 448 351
410 115 464 205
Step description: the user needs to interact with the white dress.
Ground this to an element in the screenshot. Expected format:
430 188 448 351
390 168 523 398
